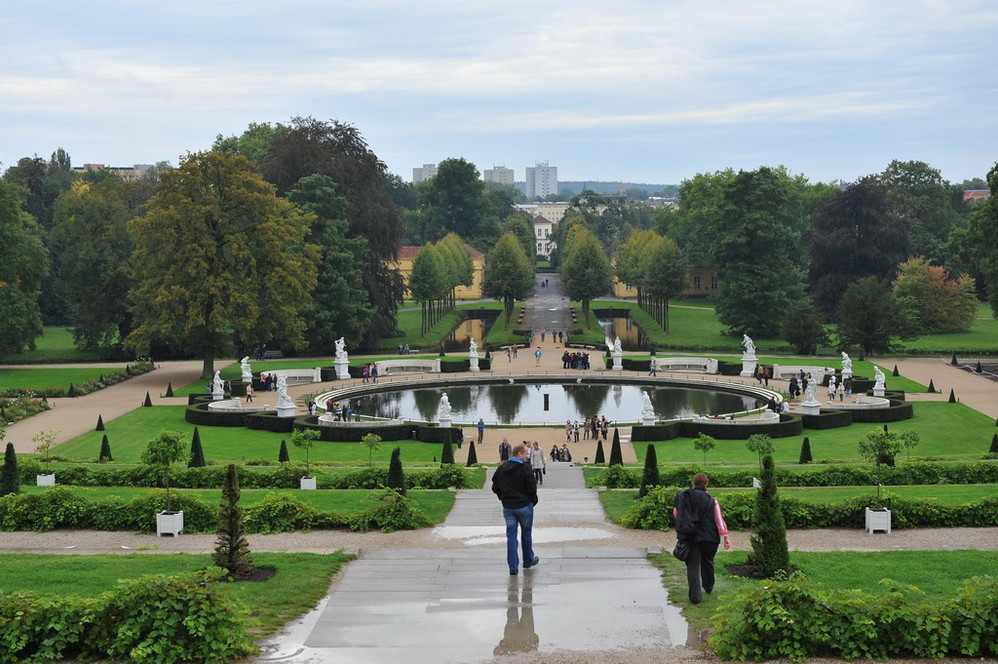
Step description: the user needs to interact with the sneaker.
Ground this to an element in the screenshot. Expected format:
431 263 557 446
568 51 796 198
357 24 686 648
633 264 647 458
509 569 518 575
524 556 540 569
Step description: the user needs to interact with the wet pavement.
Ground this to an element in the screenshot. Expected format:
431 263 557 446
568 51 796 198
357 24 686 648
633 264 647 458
254 464 687 663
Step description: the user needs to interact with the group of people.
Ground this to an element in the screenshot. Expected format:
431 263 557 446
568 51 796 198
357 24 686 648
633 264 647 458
323 399 360 421
504 346 519 361
395 344 413 355
560 350 591 370
585 416 610 441
549 444 573 462
753 365 772 386
536 328 564 344
826 374 853 401
257 372 279 391
360 363 379 383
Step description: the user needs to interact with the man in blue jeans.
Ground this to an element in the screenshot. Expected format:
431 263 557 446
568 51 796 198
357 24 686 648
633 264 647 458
491 443 539 575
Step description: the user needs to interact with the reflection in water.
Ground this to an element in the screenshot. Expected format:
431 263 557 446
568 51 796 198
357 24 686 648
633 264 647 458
598 316 646 351
494 575 538 656
442 317 493 352
363 385 758 424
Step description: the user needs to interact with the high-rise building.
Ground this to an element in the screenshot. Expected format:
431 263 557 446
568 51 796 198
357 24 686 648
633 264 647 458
483 165 515 186
412 163 438 183
525 161 558 199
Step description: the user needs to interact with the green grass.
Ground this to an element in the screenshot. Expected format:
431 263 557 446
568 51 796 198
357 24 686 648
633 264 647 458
652 550 998 630
0 551 350 637
18 485 456 523
0 366 133 391
0 326 103 364
632 401 995 466
53 405 467 465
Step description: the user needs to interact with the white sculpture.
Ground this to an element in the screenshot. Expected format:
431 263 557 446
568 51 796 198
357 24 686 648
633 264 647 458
240 356 252 383
641 392 655 420
874 366 886 390
212 370 224 395
469 337 478 357
334 337 347 361
613 337 622 355
276 375 294 410
741 334 755 357
804 379 818 404
841 352 853 375
438 392 452 420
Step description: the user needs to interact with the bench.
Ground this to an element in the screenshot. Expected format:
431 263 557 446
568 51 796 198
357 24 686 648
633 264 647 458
375 359 441 375
652 357 719 374
270 368 321 385
771 365 834 381
263 350 283 360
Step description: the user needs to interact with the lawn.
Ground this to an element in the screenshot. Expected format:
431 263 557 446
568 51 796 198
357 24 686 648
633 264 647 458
0 366 132 392
52 405 466 465
0 551 351 637
0 326 103 364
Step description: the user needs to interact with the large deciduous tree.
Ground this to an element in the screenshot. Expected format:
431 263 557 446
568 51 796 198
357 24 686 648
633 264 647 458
892 257 976 334
807 176 912 315
258 117 405 347
836 277 913 357
950 163 998 318
0 181 48 355
483 232 533 323
285 174 373 352
560 226 612 320
125 151 319 378
50 178 134 350
418 158 487 241
880 160 964 266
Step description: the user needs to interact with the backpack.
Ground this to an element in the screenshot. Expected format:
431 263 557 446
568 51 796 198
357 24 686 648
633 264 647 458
674 489 702 538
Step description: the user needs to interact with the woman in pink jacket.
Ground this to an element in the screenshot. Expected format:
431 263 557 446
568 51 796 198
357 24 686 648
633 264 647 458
673 472 731 604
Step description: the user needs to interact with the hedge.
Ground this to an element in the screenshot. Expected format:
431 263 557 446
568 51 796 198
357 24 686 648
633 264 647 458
631 413 803 441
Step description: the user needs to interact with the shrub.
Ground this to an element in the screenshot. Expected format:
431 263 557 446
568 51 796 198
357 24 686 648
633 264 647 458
387 447 406 495
348 489 431 532
620 485 676 530
213 464 254 578
745 455 790 578
1 442 18 497
594 438 605 464
188 427 206 468
798 437 812 464
595 464 640 488
609 428 623 465
638 444 660 499
243 493 326 534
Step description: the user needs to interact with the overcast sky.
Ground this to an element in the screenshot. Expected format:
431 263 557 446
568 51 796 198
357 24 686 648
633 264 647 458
2 0 995 186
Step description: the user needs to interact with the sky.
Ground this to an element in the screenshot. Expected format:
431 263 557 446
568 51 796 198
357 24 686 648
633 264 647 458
2 0 996 187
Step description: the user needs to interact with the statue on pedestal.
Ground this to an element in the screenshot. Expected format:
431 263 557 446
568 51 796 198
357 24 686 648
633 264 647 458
874 366 886 390
469 337 478 357
841 351 853 375
613 337 622 355
641 392 655 421
741 334 755 357
240 356 252 383
212 370 224 396
276 375 294 410
334 337 347 361
438 392 452 421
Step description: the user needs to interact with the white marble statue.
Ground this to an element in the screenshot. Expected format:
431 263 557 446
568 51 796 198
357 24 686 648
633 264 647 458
212 370 224 395
469 337 478 357
276 375 294 409
741 334 755 357
438 392 452 420
641 392 655 420
334 337 347 361
240 356 252 383
804 378 818 404
874 366 886 390
613 337 622 354
841 352 853 375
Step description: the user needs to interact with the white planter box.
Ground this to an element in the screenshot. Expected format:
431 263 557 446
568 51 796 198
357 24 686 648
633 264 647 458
300 477 317 490
865 507 891 534
36 474 56 486
157 510 184 537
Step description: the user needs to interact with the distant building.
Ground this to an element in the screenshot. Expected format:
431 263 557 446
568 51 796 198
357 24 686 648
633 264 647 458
613 265 718 298
525 161 558 199
483 166 515 186
391 243 485 299
964 189 991 202
412 163 438 183
71 163 153 181
533 216 557 258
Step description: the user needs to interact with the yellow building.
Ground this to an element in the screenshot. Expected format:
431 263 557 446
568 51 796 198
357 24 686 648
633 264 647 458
612 266 718 298
393 244 486 299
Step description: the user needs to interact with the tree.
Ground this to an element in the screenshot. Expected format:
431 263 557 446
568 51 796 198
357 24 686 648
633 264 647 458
188 427 206 468
798 437 812 464
711 168 807 337
609 428 623 466
417 158 487 242
746 434 774 471
409 243 449 335
857 428 918 477
292 428 320 478
125 151 320 378
466 439 478 466
278 439 290 463
387 447 406 495
642 235 688 333
638 444 660 499
836 277 914 357
440 436 455 466
594 438 606 464
50 178 134 350
213 463 255 579
482 232 533 323
892 258 976 334
286 174 373 352
258 117 406 346
807 176 912 314
212 121 288 165
140 430 186 511
951 164 998 317
560 226 613 320
745 454 790 578
881 159 963 266
780 299 830 355
0 181 48 355
360 433 382 466
1 439 18 497
693 433 716 465
99 434 113 463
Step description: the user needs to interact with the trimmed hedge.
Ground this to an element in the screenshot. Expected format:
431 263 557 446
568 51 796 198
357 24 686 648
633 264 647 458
631 413 803 441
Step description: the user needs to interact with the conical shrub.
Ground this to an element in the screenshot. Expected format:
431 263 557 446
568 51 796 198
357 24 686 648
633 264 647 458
638 444 660 499
798 437 812 464
927 379 936 393
950 353 958 365
991 434 998 454
746 454 790 578
95 414 105 431
948 388 957 403
594 439 606 464
892 364 899 377
213 463 254 579
976 361 983 373
466 440 478 466
278 439 290 463
188 427 206 468
143 391 153 407
387 447 406 495
1 443 19 496
608 428 623 466
440 438 455 466
165 382 175 397
99 435 113 462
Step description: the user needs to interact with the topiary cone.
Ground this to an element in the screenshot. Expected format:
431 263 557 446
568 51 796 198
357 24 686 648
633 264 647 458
466 440 478 466
165 382 175 397
96 414 105 431
950 353 958 365
892 364 899 377
991 433 998 453
927 379 936 393
143 391 153 407
976 361 983 373
948 388 956 403
99 434 113 462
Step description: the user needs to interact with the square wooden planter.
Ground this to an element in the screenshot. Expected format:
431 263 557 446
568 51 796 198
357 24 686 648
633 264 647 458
865 507 891 534
157 510 184 537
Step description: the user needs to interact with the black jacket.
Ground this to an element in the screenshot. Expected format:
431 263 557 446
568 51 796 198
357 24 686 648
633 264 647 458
674 486 721 544
491 459 538 509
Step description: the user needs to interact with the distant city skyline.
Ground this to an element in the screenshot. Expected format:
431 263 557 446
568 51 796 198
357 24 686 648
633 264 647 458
2 2 996 187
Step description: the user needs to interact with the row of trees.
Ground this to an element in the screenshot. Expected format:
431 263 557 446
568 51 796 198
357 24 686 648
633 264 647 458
408 233 474 335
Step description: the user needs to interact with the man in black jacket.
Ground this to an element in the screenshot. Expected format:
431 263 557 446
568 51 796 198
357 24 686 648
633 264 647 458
491 443 539 575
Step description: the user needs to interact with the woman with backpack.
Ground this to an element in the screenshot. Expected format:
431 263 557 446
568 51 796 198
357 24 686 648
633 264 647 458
673 473 731 604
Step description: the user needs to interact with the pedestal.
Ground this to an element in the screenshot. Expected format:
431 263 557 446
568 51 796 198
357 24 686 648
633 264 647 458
36 473 55 486
469 356 480 372
641 415 656 426
212 391 224 401
156 510 184 536
611 352 623 371
873 387 885 397
335 359 350 380
800 401 821 416
300 477 317 490
865 507 891 534
740 358 757 377
439 417 453 429
277 406 296 417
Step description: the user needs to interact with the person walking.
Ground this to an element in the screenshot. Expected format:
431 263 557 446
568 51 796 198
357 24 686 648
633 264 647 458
492 443 539 575
673 473 731 604
529 441 546 486
534 347 542 366
244 383 254 403
478 418 486 445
